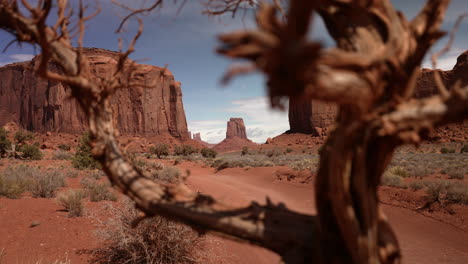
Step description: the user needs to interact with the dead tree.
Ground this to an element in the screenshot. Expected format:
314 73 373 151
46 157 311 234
0 0 466 263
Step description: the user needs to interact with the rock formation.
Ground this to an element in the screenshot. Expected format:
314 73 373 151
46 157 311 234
226 118 248 139
288 50 468 137
213 118 256 152
0 48 189 138
193 133 202 141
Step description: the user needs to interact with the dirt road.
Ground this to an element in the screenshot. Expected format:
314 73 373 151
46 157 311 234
186 165 468 264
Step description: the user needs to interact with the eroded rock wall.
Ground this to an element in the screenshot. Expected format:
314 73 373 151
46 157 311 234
0 48 189 138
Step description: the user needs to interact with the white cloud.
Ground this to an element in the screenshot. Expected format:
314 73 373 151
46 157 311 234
188 96 289 144
0 53 34 67
9 54 34 61
422 48 463 70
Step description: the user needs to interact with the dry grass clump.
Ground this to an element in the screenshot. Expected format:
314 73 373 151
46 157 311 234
424 181 468 205
81 179 117 202
0 165 36 198
91 199 205 264
409 181 426 191
151 167 182 183
52 150 73 160
29 169 66 198
0 165 65 198
381 172 406 188
57 190 86 217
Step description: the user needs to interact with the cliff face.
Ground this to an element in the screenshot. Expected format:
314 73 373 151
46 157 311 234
0 48 189 138
226 118 248 139
288 50 468 135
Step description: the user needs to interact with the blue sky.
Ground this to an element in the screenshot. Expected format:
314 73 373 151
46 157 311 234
1 0 466 143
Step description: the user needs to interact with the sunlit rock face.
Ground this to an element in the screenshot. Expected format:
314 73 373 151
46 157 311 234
288 50 468 136
0 48 189 138
226 118 248 139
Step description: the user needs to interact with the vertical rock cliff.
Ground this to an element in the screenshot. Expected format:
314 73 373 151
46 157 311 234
226 118 248 139
288 50 468 136
0 48 189 138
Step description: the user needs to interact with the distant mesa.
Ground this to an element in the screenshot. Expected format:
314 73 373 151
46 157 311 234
287 50 468 141
0 48 189 139
213 118 256 152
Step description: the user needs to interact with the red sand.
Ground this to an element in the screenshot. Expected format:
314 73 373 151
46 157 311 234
0 162 467 263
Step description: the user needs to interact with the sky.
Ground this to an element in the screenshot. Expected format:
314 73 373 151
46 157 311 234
0 0 466 143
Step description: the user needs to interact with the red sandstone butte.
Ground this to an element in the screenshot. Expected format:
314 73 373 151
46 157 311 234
226 118 248 139
0 48 189 138
288 50 468 139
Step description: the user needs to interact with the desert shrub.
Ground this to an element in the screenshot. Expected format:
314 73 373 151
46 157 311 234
29 169 66 198
289 159 317 171
241 146 249 156
266 148 282 158
82 180 117 202
151 167 181 183
0 127 11 157
14 129 34 144
409 166 431 178
58 143 71 151
57 190 86 217
447 169 465 180
445 184 468 205
425 180 450 202
461 145 468 153
52 150 72 160
286 148 293 153
89 170 104 180
440 147 455 154
19 144 43 160
133 158 148 170
174 145 198 156
409 181 425 191
212 160 230 171
91 199 204 264
72 132 100 170
0 165 37 198
67 170 79 178
148 162 164 170
150 144 169 159
389 166 409 178
200 148 217 158
381 172 405 188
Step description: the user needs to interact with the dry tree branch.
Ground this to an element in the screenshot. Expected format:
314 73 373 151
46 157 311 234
0 1 320 262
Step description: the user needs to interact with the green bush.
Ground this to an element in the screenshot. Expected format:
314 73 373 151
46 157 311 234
72 132 100 170
14 130 34 144
440 147 455 154
286 148 293 153
200 148 217 158
57 190 86 217
19 144 43 160
174 145 198 156
150 143 170 159
0 128 11 157
58 143 71 151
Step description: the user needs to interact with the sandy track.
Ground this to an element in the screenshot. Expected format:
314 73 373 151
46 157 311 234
186 166 468 264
